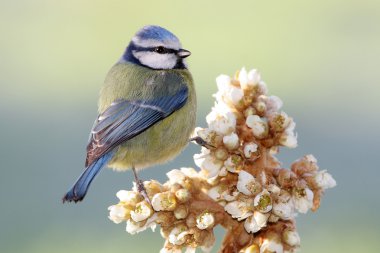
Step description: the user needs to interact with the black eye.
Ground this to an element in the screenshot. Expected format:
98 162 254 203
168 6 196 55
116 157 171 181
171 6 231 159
154 46 165 54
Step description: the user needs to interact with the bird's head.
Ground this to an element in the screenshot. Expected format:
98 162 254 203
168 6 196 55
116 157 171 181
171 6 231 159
122 25 191 70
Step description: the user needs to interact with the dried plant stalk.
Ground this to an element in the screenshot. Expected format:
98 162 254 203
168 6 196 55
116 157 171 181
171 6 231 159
108 68 336 253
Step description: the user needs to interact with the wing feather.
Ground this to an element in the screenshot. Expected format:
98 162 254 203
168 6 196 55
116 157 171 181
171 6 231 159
85 85 188 167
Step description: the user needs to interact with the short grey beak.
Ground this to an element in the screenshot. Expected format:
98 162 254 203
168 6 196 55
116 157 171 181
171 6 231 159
177 49 191 58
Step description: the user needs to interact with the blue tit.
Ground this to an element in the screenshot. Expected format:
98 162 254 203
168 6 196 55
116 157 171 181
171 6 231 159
63 25 196 203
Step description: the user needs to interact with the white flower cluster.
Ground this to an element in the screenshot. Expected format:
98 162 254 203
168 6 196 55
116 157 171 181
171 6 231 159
193 68 336 252
108 168 218 253
108 68 336 253
194 68 299 181
108 185 158 234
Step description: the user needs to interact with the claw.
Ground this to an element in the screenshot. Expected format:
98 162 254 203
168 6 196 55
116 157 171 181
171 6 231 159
132 166 151 205
136 179 151 205
190 136 215 149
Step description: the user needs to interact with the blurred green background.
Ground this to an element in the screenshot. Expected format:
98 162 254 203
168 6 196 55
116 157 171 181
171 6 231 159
1 0 379 252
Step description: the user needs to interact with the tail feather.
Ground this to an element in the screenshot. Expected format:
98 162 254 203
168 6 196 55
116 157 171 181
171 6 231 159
63 151 114 203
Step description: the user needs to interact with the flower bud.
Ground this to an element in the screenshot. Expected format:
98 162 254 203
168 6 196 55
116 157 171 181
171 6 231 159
243 142 258 158
167 169 186 185
152 192 177 211
246 115 268 139
237 170 261 195
315 170 336 190
238 67 249 88
175 188 191 203
174 205 189 220
257 81 268 94
116 190 141 205
214 147 229 160
130 201 153 222
216 74 231 91
265 96 283 115
168 224 189 245
272 201 294 220
224 155 243 173
194 153 223 178
255 101 266 114
270 112 290 132
260 232 283 253
196 212 215 230
268 214 280 223
228 86 244 106
144 180 163 197
279 133 298 148
126 213 157 235
293 187 313 213
283 229 300 246
253 190 272 213
207 111 236 135
223 132 240 150
267 184 281 195
225 200 253 221
108 205 128 224
244 211 269 233
248 69 261 85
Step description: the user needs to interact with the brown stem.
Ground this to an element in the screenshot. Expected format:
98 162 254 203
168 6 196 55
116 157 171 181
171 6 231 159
187 147 284 252
219 224 252 253
191 189 254 253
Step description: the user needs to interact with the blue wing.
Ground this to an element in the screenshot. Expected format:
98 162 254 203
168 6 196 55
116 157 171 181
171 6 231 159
85 85 188 167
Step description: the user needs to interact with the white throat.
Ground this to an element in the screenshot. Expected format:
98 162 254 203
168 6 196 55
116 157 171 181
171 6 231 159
132 50 179 69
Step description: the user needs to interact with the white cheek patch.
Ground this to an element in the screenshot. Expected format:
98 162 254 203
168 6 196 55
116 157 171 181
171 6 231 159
132 37 181 50
133 51 178 69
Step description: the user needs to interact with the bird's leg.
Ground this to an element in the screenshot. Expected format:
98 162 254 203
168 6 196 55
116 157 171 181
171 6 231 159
190 136 215 149
132 166 151 205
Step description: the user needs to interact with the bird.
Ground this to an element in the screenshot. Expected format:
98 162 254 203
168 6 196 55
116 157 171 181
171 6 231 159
63 25 197 203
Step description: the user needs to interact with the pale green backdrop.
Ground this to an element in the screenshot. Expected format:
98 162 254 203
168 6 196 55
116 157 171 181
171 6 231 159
1 0 379 252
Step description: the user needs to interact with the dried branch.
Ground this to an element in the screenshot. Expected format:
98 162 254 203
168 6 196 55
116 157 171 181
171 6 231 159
107 68 336 253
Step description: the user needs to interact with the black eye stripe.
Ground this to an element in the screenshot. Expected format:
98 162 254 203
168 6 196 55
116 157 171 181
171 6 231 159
151 47 177 54
132 44 178 54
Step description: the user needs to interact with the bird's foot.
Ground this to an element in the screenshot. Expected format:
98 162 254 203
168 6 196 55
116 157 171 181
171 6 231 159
190 136 215 149
136 179 151 205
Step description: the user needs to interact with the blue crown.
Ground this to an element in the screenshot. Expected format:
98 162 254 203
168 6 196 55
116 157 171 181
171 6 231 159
135 25 179 42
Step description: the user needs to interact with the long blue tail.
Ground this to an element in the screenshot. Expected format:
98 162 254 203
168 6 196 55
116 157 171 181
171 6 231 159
62 151 114 203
